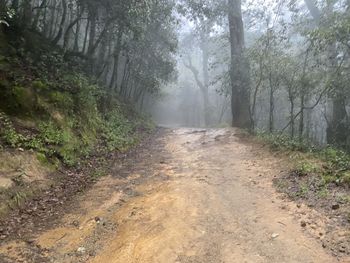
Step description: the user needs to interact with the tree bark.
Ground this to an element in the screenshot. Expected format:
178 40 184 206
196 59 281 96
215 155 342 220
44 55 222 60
87 8 96 56
82 18 90 53
227 0 251 129
63 6 84 50
52 0 67 45
299 91 305 139
183 54 210 127
199 26 211 126
268 84 274 133
32 0 48 30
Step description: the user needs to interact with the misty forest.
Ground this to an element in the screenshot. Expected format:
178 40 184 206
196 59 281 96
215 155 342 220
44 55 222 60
0 0 350 262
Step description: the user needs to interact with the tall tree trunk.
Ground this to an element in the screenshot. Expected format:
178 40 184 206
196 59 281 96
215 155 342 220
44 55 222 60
290 98 295 138
32 0 48 30
82 19 90 53
63 8 83 50
0 0 6 18
0 0 6 35
22 0 33 29
299 92 305 139
200 27 211 126
327 95 349 148
268 84 274 133
52 0 67 45
228 0 251 129
73 8 82 51
87 8 96 56
42 0 50 35
111 29 123 92
48 1 57 38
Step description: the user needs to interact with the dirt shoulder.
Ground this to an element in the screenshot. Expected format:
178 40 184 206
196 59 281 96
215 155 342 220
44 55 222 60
0 128 160 245
240 132 350 259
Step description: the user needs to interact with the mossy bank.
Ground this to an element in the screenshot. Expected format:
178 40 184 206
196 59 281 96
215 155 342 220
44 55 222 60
0 28 154 217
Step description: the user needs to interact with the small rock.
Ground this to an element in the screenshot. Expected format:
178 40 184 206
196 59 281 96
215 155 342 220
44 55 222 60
300 221 307 227
94 217 101 223
331 204 340 210
297 204 301 208
77 247 86 254
72 220 79 227
339 246 346 253
271 233 279 239
18 148 24 152
25 239 35 244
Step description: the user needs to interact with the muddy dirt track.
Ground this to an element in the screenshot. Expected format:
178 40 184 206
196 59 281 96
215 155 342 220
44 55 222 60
0 128 348 263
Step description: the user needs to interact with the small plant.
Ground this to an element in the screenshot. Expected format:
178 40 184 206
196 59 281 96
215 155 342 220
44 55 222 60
296 183 309 198
257 131 350 187
10 191 27 207
91 169 106 180
0 113 25 147
295 161 319 176
39 122 64 145
317 187 329 198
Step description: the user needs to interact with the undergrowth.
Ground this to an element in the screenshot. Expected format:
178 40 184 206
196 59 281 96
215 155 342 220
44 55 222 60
0 30 154 167
256 131 350 187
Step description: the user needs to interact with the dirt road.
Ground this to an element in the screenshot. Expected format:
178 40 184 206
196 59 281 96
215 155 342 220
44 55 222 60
0 128 346 262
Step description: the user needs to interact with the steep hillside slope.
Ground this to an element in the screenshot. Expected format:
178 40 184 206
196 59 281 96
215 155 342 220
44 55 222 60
0 28 153 217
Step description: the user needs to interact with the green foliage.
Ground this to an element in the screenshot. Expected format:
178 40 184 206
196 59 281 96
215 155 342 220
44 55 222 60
295 161 319 176
90 168 107 180
256 131 310 152
48 91 73 110
0 112 25 147
319 147 350 185
0 25 154 172
101 110 137 152
320 147 350 172
10 191 28 208
296 182 309 198
12 86 35 112
39 122 64 145
257 131 350 187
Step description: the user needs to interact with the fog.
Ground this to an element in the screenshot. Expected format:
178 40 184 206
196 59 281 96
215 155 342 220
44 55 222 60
149 16 231 128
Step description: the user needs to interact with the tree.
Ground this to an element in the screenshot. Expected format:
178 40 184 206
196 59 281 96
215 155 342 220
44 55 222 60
227 0 251 128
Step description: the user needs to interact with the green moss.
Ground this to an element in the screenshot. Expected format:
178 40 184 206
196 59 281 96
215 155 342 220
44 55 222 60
48 91 73 110
12 86 35 112
341 172 350 185
36 152 49 165
58 144 78 167
32 80 48 91
0 33 152 171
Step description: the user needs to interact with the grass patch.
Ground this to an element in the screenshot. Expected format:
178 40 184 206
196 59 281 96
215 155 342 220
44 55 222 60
256 131 350 188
